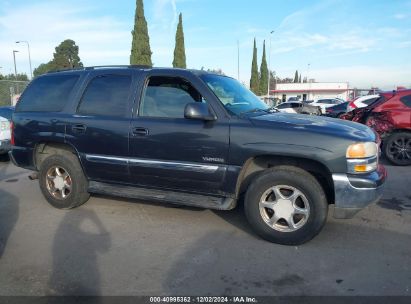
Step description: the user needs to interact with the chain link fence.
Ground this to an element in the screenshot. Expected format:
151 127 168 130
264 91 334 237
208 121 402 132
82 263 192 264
0 80 30 106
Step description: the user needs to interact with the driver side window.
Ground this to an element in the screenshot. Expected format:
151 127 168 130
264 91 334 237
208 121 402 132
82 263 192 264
139 76 206 118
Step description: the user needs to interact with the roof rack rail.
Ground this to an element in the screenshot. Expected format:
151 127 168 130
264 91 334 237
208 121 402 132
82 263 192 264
86 65 152 70
47 67 85 73
47 65 152 74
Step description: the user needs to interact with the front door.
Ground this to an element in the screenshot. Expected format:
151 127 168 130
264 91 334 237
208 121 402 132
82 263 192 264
65 70 136 183
129 73 230 195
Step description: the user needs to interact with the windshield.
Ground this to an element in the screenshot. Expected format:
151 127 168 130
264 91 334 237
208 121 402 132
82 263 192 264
200 74 269 115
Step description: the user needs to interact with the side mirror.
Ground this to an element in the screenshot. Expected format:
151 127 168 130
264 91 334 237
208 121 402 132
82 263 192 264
184 102 216 121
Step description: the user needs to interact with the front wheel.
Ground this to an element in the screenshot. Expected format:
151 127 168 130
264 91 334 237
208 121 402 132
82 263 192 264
244 166 328 245
384 132 411 166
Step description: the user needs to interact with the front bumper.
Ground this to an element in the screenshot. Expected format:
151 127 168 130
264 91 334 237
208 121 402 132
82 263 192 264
0 139 11 154
332 165 387 219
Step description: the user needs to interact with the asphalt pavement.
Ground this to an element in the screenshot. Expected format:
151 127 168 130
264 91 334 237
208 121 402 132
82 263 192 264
0 154 410 296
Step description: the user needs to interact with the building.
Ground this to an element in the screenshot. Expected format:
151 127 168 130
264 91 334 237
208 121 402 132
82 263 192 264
271 82 349 103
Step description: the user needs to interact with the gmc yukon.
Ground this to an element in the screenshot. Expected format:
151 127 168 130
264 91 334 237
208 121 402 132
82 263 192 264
10 66 386 245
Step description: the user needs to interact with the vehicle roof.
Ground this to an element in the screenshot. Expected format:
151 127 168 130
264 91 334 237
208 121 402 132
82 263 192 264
0 106 15 110
355 94 380 101
43 66 223 78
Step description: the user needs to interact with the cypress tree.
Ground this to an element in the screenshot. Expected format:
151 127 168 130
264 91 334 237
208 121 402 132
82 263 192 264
173 13 187 68
250 38 259 95
294 70 299 83
299 74 302 83
130 0 152 66
259 40 268 96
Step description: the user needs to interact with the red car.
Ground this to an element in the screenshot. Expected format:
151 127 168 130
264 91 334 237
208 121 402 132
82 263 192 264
341 89 411 165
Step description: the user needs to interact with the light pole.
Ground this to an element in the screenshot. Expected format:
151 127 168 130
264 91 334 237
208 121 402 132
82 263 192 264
16 41 32 79
13 50 19 80
237 40 240 81
267 30 274 97
307 63 311 81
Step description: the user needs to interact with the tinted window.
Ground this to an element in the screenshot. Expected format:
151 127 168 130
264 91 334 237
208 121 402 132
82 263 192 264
317 99 331 104
140 76 205 118
77 74 131 117
277 103 292 109
363 97 379 105
400 94 411 108
16 75 79 112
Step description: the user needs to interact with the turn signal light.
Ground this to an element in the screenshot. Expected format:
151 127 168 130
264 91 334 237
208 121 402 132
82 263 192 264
10 121 15 146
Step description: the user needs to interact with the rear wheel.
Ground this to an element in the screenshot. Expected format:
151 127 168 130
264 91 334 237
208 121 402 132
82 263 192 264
39 151 90 209
244 166 328 245
384 132 411 166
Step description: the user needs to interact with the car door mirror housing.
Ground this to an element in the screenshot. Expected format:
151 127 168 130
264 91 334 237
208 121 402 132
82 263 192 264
184 103 216 121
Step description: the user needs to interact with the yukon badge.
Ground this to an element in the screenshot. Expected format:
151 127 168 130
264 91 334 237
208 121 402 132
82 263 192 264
202 156 224 163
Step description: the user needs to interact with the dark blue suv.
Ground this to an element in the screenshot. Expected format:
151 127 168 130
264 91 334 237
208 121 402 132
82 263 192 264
10 66 386 245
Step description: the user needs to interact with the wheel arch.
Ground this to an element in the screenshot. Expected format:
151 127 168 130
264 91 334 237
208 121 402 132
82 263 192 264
33 142 85 172
235 155 335 205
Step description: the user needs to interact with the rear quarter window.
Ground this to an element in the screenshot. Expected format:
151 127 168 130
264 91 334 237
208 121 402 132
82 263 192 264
400 94 411 108
16 74 79 112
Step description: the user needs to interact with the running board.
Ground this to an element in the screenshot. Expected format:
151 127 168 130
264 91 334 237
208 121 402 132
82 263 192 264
88 181 236 210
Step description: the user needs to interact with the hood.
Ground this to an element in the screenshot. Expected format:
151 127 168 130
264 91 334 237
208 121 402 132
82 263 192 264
250 112 376 142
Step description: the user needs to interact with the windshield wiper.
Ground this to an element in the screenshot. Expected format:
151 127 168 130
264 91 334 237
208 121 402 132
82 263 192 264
239 108 269 116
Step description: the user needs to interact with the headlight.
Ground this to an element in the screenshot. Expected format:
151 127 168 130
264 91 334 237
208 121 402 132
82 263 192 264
346 142 378 174
346 142 377 158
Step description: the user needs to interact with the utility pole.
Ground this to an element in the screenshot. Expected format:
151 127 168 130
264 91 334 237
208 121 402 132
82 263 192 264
237 40 240 81
268 30 274 97
16 41 33 79
13 50 19 80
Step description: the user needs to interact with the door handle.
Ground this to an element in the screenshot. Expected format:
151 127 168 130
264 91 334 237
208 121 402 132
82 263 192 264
72 124 87 134
132 127 149 136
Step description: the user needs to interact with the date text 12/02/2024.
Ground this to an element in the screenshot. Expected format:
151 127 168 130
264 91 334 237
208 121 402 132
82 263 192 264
149 297 258 303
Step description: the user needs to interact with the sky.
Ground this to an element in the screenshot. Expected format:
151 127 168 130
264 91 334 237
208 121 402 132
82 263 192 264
0 0 410 89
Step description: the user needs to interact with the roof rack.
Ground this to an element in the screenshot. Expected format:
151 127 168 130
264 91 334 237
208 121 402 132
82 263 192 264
48 65 152 73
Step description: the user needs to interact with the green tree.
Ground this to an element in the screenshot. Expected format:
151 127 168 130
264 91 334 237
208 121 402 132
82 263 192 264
259 40 268 95
299 74 302 83
33 63 52 77
294 70 299 83
51 39 83 69
1 73 28 81
33 39 83 77
130 0 152 66
250 38 259 95
173 13 187 68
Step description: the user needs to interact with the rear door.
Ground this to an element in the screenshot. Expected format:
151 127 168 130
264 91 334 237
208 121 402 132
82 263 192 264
65 70 138 183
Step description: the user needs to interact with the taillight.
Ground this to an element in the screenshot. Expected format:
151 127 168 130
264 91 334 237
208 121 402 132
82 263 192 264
348 101 357 112
10 121 15 146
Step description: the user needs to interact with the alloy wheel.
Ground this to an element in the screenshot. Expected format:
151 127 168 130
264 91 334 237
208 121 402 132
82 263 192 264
387 136 411 162
46 166 72 200
259 185 310 232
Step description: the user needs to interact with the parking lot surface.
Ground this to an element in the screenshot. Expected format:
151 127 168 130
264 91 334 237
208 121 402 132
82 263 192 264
0 155 410 296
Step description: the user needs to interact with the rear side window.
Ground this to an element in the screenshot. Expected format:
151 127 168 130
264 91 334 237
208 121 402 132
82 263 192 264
400 95 411 108
77 74 132 117
363 97 379 105
277 103 291 109
16 75 79 112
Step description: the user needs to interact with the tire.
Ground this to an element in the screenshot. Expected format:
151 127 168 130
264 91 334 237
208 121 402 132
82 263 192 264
384 132 411 166
244 166 328 245
39 151 90 209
